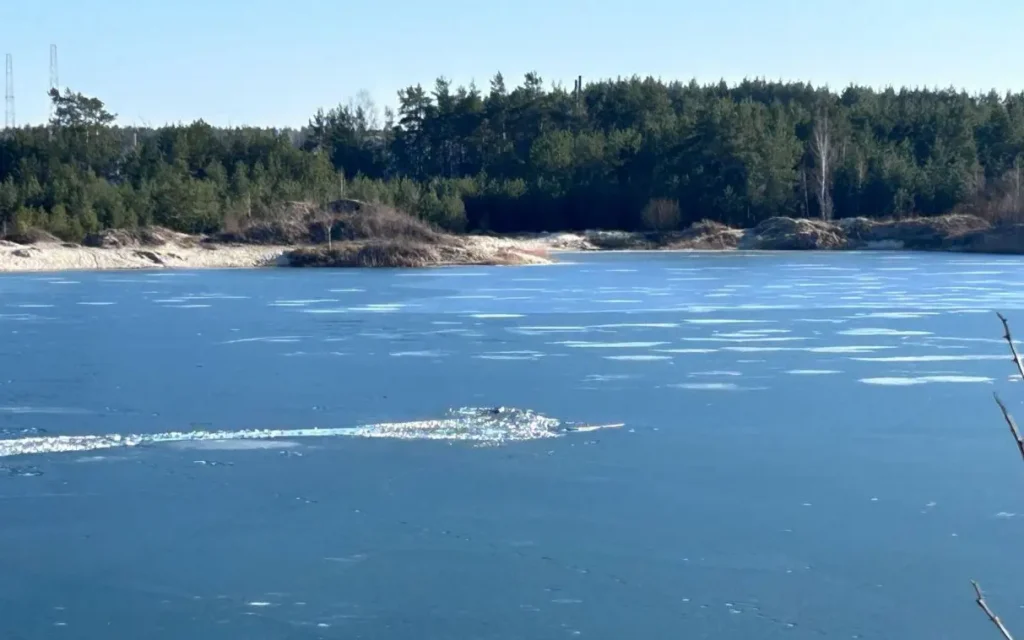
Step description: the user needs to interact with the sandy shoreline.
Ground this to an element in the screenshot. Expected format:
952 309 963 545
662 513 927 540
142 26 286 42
0 241 293 273
2 212 1021 273
0 235 566 273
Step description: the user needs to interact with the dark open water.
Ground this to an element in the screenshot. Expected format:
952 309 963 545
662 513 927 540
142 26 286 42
2 250 1024 639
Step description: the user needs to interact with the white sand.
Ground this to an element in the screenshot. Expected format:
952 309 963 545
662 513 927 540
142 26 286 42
0 235 564 273
0 241 291 273
472 232 596 252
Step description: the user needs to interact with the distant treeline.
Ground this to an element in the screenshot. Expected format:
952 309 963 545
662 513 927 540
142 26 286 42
1 76 1023 241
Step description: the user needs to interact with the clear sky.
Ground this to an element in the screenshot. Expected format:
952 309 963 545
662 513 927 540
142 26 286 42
2 0 1023 128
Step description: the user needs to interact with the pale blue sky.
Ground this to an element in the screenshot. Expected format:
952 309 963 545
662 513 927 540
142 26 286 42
2 0 1022 127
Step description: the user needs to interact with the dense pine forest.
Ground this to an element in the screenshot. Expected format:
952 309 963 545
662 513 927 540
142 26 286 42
1 74 1023 241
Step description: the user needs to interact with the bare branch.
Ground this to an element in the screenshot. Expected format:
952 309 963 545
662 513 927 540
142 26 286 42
998 312 1024 383
993 312 1024 462
974 581 1015 640
975 313 1024 638
993 393 1024 463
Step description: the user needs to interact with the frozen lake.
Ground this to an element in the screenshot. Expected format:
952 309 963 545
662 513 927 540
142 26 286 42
2 250 1024 639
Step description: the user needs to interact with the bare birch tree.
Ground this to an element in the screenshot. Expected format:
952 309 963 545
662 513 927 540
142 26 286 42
810 109 839 221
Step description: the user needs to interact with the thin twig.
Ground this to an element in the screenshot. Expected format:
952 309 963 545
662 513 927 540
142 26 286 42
993 393 1024 463
995 312 1024 462
974 581 1015 640
997 312 1024 384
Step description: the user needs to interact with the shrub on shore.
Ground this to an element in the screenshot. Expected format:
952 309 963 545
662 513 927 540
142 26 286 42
285 241 441 268
208 202 444 247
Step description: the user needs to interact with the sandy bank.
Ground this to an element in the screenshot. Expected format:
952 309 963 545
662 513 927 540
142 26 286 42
283 238 552 268
4 212 1023 274
0 204 555 273
0 240 291 273
0 238 553 273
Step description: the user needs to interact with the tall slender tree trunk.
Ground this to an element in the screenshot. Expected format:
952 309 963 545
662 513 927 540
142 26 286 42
811 110 837 221
1014 156 1021 215
801 167 810 217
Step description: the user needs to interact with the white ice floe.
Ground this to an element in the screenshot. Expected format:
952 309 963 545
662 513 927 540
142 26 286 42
592 323 679 329
837 328 933 337
735 304 801 311
805 345 895 354
180 294 249 301
221 336 304 345
689 371 742 377
556 341 668 349
300 308 347 314
670 383 741 391
684 319 773 325
603 355 673 361
269 299 337 307
474 351 545 361
509 325 590 335
0 313 45 321
0 408 624 458
852 355 1007 362
348 304 406 313
851 312 939 319
859 376 994 386
682 336 806 343
584 374 635 382
786 370 841 375
469 313 525 319
474 354 541 361
0 406 91 415
723 346 797 353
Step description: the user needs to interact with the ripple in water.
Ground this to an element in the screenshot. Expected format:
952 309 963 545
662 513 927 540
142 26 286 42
0 408 624 458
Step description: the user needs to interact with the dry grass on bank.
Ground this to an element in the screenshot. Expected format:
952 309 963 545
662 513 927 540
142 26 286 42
285 239 550 268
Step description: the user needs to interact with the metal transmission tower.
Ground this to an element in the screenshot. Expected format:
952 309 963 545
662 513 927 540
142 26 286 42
4 54 13 129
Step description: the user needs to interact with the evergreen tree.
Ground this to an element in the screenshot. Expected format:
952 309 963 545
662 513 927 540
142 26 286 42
2 75 1024 238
